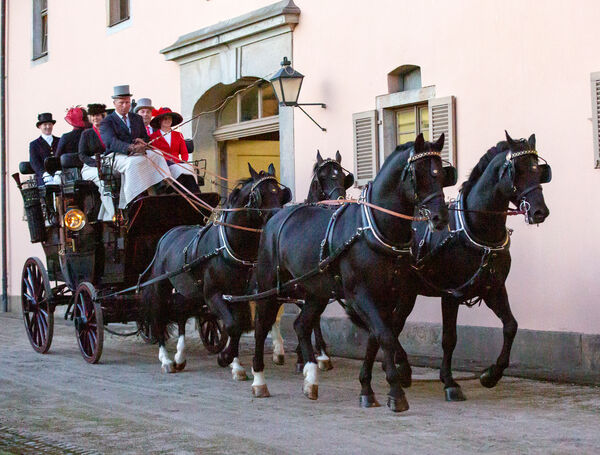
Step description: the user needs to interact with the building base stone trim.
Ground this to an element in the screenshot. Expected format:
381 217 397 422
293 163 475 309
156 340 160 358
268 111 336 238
280 314 600 386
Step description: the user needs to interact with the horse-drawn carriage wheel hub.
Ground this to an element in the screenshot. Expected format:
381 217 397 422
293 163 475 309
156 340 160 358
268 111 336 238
73 316 87 331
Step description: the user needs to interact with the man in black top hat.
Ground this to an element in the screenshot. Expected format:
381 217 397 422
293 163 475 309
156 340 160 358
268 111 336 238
99 85 171 207
29 113 59 186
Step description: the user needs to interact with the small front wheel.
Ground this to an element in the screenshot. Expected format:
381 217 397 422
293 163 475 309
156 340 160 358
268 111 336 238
73 282 104 364
198 315 229 354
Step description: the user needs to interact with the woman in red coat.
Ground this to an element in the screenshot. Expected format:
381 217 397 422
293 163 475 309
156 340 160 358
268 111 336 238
149 107 199 193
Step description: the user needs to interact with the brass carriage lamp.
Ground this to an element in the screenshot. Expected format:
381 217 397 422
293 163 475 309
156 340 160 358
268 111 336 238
269 57 327 131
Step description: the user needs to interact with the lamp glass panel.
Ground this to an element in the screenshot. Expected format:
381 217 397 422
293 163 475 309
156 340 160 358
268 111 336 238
271 80 284 105
281 77 303 104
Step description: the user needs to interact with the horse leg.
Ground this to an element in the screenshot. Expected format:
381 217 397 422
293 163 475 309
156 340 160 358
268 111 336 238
359 334 381 408
147 281 175 374
251 298 280 398
270 306 285 365
440 297 465 401
390 294 416 388
294 298 327 400
174 319 187 372
212 294 250 381
295 342 305 374
353 290 408 412
480 285 518 388
314 319 333 371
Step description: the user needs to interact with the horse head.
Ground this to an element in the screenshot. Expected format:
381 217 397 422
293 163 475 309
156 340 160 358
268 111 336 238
499 131 550 224
307 150 354 202
378 133 453 231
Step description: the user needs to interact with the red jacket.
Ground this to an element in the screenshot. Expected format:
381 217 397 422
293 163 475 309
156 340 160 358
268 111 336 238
149 130 188 162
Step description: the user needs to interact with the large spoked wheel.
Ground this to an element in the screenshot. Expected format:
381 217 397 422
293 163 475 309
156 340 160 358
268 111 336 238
199 315 229 354
73 282 104 364
21 257 54 354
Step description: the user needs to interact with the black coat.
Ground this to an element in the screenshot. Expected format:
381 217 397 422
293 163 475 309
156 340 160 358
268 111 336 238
57 128 85 158
99 111 149 155
29 135 59 185
78 128 105 167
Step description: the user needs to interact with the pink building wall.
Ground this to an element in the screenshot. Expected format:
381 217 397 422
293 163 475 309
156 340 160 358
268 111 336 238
3 0 600 334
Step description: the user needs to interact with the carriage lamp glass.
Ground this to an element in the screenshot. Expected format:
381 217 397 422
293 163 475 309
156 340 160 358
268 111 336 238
269 57 304 107
64 208 86 231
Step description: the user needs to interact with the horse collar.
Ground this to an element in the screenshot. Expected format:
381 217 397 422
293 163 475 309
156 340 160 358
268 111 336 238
218 214 257 267
360 183 412 255
454 192 510 251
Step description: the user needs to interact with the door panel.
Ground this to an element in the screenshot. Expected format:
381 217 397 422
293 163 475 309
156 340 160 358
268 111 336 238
225 140 280 183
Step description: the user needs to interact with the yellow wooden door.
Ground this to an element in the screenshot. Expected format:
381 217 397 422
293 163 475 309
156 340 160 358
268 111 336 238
225 140 280 183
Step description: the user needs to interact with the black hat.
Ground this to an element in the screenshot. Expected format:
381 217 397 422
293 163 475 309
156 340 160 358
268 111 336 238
36 112 56 127
87 103 107 116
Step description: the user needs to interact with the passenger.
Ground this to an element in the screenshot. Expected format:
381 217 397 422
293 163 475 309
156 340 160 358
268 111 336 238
149 107 199 193
57 107 89 158
78 103 114 221
99 85 171 208
29 113 59 186
134 98 155 135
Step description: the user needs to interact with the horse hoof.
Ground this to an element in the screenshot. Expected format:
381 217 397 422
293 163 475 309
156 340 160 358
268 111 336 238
387 395 409 413
217 353 230 368
295 363 304 374
252 384 271 398
303 382 318 400
232 370 248 381
480 367 501 388
174 360 186 372
397 363 412 388
318 359 333 371
359 394 380 408
444 386 466 402
161 363 176 374
273 354 285 365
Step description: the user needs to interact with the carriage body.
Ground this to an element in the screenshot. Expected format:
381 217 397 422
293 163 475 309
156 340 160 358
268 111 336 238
17 152 226 362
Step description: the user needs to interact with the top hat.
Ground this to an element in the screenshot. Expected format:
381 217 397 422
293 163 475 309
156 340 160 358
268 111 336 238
87 103 107 116
150 107 183 129
112 85 133 99
36 112 56 127
134 98 154 113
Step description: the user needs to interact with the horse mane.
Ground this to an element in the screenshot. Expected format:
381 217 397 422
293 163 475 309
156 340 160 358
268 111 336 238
377 141 414 174
460 138 530 197
225 177 254 208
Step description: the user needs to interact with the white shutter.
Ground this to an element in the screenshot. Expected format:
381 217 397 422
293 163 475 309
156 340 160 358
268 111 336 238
352 110 378 186
428 96 457 167
591 72 600 168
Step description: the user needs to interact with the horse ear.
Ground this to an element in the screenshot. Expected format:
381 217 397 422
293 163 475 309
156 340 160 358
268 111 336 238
335 150 342 163
434 133 445 151
268 163 276 176
414 133 425 152
248 163 259 180
316 150 323 164
528 133 536 150
505 130 517 149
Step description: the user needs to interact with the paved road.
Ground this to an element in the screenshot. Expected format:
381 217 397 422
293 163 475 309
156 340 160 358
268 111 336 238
1 312 599 454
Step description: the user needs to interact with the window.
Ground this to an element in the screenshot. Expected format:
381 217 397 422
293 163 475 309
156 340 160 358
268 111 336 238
590 72 600 168
32 0 48 60
396 104 429 146
108 0 130 27
218 83 279 127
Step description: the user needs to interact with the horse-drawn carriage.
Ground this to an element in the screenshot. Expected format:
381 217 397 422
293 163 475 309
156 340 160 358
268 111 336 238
15 150 227 363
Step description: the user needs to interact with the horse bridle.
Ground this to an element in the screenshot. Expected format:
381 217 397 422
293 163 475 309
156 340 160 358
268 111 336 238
402 150 446 217
500 149 552 212
310 159 346 200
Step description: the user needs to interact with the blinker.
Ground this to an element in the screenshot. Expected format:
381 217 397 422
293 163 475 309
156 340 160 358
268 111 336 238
539 164 552 184
441 166 458 187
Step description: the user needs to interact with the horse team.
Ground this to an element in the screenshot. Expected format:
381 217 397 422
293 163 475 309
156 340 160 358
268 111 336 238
142 131 551 413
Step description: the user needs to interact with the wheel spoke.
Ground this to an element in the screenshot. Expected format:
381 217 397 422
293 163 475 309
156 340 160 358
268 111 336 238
32 320 40 346
37 314 46 340
88 332 95 355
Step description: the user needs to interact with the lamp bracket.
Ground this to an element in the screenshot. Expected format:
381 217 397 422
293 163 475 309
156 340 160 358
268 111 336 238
298 103 326 109
297 105 326 132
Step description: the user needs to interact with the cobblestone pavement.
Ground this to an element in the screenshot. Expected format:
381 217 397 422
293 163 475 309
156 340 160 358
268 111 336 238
1 312 599 454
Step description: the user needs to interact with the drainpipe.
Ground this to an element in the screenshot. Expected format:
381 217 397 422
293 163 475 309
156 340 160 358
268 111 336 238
1 0 7 312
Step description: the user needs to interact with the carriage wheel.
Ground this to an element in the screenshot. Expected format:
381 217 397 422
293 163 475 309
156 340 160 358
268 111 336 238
199 315 229 354
21 257 54 354
73 282 104 364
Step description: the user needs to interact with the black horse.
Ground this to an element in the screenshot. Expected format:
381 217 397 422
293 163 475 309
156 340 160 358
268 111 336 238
269 150 354 371
249 133 455 412
143 164 291 377
372 131 550 402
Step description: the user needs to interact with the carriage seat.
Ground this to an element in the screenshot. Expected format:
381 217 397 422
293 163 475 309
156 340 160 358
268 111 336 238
19 161 35 175
59 153 98 193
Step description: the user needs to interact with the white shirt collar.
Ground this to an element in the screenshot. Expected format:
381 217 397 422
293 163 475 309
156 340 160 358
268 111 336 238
41 134 53 146
163 131 172 146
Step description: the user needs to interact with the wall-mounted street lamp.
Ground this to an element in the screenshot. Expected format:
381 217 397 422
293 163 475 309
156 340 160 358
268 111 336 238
270 57 327 131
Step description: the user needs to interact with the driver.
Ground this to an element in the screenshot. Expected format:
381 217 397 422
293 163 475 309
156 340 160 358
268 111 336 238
99 85 171 208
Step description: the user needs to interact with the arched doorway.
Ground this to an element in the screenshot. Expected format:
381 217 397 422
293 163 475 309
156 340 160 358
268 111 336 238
192 78 280 194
